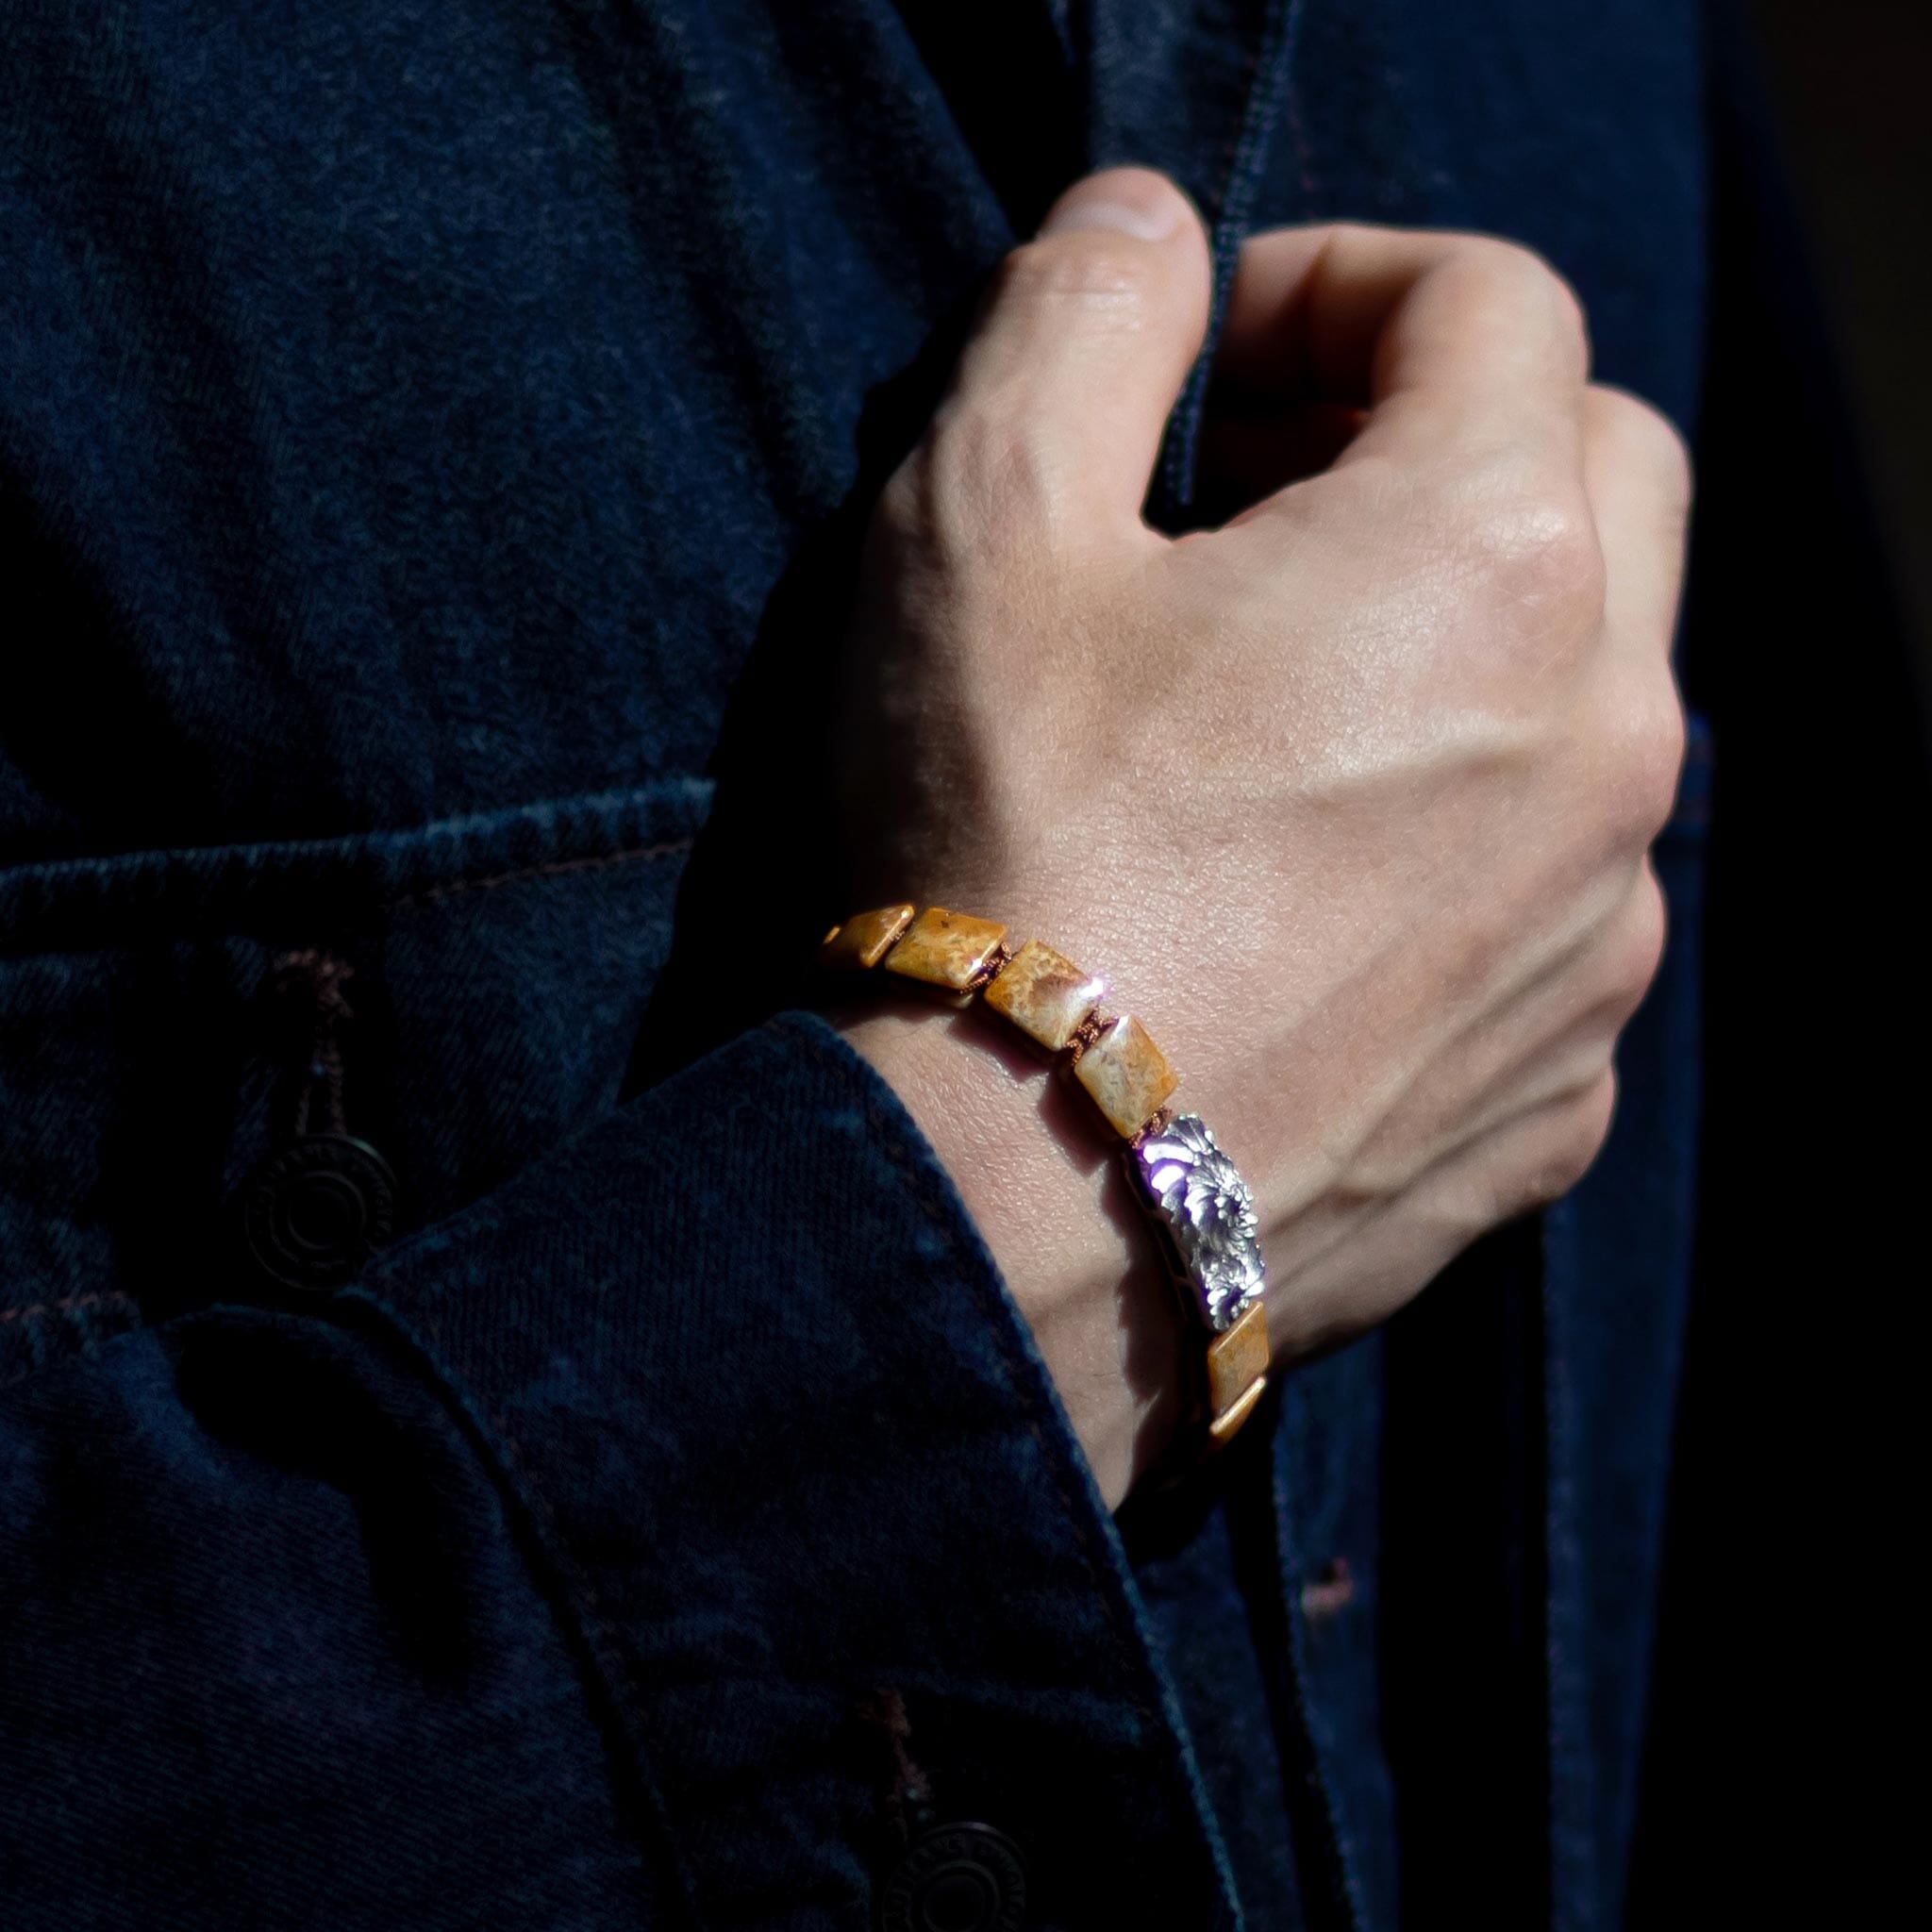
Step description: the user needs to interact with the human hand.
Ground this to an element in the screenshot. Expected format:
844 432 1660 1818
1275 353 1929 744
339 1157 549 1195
834 168 1690 1507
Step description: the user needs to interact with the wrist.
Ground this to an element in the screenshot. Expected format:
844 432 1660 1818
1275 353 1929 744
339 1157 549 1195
835 1001 1187 1508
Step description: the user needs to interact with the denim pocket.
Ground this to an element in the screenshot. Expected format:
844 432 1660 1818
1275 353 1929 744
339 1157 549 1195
0 778 713 1367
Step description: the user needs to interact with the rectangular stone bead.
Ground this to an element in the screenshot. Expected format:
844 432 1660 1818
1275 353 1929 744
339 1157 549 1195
1206 1300 1270 1413
1073 1013 1178 1140
882 906 1008 991
819 904 915 971
981 938 1107 1053
1207 1375 1269 1448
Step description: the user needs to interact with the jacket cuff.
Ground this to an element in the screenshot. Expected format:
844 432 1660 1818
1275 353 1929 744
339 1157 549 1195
362 1009 1233 1926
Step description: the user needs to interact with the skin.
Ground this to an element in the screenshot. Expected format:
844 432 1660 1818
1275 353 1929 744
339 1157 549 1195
834 168 1691 1509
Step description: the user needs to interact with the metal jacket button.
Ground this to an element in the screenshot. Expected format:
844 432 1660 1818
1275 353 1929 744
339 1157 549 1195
242 1134 396 1291
878 1821 1026 1932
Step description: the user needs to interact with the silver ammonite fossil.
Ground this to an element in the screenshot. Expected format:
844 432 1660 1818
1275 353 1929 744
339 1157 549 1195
1129 1112 1267 1332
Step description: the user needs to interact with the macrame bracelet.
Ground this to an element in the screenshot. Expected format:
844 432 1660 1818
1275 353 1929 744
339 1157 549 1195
819 904 1271 1454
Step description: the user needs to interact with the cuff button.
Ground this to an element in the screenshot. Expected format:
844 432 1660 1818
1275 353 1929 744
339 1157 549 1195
879 1821 1026 1932
242 1134 396 1291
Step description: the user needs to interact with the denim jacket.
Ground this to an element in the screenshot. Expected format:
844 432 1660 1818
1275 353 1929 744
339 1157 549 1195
2 4 1724 1926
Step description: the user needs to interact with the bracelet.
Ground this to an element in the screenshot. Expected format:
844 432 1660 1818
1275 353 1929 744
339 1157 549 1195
819 903 1271 1454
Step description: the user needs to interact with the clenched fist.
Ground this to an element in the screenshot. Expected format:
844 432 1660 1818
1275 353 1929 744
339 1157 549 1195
834 168 1690 1507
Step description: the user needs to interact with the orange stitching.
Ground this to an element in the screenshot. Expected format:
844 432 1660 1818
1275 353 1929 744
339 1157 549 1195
386 836 694 912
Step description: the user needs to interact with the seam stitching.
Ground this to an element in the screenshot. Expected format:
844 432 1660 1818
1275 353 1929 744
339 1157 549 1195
480 1402 663 1752
386 836 695 912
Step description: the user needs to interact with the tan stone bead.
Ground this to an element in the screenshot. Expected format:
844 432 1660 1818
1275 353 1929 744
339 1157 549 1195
882 907 1008 991
1206 1301 1270 1417
1207 1375 1269 1448
982 939 1108 1053
1073 1013 1178 1140
819 904 915 971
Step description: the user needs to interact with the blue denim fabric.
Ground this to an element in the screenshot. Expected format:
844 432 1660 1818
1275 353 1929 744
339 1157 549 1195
1 3 1726 1926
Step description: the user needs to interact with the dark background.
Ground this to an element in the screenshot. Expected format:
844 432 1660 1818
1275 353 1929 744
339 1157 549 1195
1633 5 1924 1917
1757 0 1929 725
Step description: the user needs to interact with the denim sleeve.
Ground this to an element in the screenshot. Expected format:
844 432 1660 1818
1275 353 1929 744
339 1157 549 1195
0 1010 1233 1929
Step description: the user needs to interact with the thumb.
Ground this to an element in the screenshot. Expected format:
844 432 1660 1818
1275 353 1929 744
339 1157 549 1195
932 169 1212 534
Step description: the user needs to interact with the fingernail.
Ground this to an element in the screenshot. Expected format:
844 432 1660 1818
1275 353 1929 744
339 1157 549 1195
1038 176 1184 242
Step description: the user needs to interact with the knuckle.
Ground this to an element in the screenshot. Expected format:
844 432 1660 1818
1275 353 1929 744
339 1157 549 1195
876 440 982 565
1525 497 1607 614
1607 867 1670 1008
1590 384 1694 514
1528 1073 1619 1207
885 402 1068 561
1457 465 1606 627
1565 1073 1621 1184
876 450 938 545
992 231 1166 315
1453 234 1590 366
1599 675 1687 839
